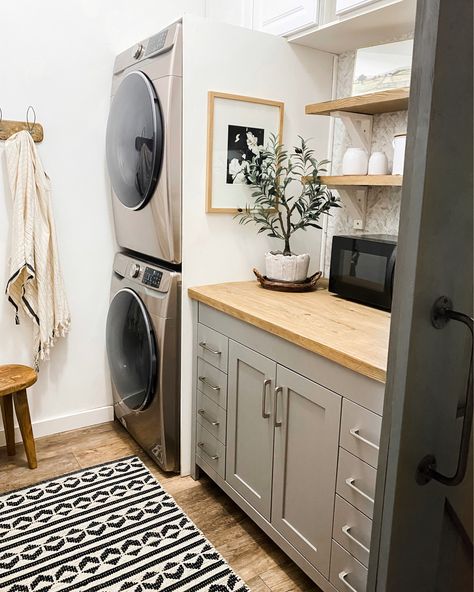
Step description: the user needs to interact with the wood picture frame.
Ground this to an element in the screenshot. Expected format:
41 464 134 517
206 91 284 213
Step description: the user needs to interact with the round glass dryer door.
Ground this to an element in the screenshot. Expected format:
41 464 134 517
106 71 164 210
106 288 157 411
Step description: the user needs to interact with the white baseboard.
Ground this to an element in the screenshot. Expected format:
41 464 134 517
0 406 114 446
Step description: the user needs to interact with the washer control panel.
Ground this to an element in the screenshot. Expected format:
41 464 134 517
142 267 163 288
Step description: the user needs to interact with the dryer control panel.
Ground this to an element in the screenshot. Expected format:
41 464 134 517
145 29 168 58
142 267 163 289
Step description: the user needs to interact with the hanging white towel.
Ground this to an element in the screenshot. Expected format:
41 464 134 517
4 130 70 367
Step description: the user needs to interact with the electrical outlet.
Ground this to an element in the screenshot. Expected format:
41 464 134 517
353 219 364 230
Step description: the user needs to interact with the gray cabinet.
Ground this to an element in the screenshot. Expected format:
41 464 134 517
227 342 341 575
193 305 385 592
272 366 341 577
226 340 276 520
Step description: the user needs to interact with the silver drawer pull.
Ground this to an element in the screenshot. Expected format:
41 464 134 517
262 378 271 419
199 341 221 356
197 441 219 461
274 386 283 427
350 427 380 451
339 570 359 592
345 477 375 504
342 524 370 554
198 376 220 391
198 408 220 426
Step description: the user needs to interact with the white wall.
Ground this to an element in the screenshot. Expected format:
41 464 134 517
181 15 335 473
0 0 204 443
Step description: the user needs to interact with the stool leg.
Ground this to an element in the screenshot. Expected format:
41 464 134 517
13 390 37 469
0 395 16 456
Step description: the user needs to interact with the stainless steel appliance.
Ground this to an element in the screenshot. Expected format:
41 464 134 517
106 252 181 471
329 234 397 310
106 22 182 265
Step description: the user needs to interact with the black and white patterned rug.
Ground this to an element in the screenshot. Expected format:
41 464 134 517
0 456 249 591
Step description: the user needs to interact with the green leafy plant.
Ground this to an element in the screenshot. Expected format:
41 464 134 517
234 134 340 256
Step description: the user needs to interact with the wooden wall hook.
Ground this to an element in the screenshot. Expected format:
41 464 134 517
0 120 44 143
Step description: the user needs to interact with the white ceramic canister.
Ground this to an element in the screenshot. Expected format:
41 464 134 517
392 133 407 175
368 151 388 175
342 147 368 175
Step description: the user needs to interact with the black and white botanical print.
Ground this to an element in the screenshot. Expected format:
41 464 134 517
226 125 264 184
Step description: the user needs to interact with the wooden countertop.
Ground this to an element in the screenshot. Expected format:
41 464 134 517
188 282 390 383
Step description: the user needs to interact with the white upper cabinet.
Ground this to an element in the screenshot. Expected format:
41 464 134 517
253 0 319 36
335 0 380 15
204 0 254 29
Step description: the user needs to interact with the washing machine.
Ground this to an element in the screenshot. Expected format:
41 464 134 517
106 22 182 265
106 252 181 472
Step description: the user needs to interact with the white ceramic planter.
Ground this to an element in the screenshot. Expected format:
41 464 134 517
265 252 310 282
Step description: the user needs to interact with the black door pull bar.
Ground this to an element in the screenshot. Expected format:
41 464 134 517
416 296 473 486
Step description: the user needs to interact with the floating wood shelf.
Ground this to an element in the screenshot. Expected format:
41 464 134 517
321 175 403 187
305 88 410 116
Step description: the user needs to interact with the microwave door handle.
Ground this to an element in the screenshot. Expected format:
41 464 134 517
385 247 397 295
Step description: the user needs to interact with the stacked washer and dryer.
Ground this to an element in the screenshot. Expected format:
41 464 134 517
105 22 182 472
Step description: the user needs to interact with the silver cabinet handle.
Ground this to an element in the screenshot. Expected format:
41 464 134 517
199 341 221 356
274 386 283 427
198 376 220 391
197 408 219 426
339 571 359 592
350 427 380 451
342 524 370 554
197 441 219 461
262 378 271 419
345 477 374 504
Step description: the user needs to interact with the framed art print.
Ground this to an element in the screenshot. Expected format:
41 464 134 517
206 91 284 213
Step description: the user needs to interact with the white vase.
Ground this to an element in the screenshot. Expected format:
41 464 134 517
392 133 407 175
265 252 310 282
368 151 388 175
342 147 368 175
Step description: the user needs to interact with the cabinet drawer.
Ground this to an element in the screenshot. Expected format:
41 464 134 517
197 323 228 372
330 540 368 592
197 358 228 408
196 423 225 478
197 390 227 444
336 448 377 519
340 399 381 468
333 495 372 567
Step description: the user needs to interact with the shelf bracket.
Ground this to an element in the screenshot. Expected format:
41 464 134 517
330 110 373 153
337 187 368 230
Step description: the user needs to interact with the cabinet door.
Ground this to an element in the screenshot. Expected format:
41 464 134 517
226 340 276 520
271 366 341 577
335 0 379 15
204 0 253 29
253 0 319 36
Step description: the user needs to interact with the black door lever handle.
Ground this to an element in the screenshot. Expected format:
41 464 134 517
416 296 473 486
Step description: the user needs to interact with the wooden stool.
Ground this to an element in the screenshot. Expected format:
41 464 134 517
0 365 38 469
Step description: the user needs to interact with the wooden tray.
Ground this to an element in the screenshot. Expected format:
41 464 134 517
253 268 322 292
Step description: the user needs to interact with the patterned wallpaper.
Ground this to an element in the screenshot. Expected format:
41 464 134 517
322 45 411 275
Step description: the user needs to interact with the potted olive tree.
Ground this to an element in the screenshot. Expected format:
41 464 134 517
234 134 340 283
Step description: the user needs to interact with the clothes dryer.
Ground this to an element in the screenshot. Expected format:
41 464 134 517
106 23 182 264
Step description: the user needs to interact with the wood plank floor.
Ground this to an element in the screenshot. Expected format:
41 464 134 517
0 421 321 592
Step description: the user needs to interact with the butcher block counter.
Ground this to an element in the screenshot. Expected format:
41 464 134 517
188 281 390 383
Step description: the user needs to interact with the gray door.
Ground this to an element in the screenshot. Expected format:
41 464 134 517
226 340 276 520
369 0 473 590
271 365 341 578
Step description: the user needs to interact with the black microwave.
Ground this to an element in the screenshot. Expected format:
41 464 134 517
329 234 397 310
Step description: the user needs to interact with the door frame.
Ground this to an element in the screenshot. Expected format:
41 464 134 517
368 0 473 589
